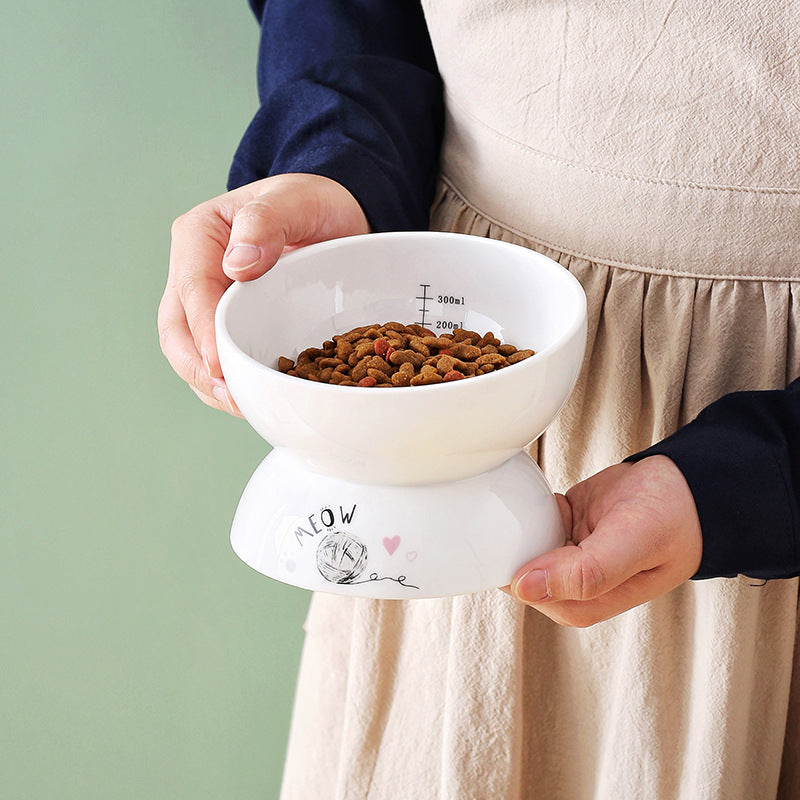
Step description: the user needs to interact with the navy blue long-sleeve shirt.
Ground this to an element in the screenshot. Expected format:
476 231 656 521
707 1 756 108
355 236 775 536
228 0 443 232
227 0 800 582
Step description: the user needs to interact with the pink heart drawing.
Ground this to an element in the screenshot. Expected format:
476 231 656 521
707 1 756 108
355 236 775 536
406 551 418 562
383 535 401 555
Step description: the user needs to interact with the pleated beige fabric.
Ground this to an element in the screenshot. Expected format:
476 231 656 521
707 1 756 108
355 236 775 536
280 2 800 797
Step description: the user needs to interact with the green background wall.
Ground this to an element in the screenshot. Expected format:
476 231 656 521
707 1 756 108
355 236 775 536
1 3 309 797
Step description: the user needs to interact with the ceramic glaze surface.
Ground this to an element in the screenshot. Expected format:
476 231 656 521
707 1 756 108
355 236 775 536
231 449 564 599
216 232 586 596
216 232 587 486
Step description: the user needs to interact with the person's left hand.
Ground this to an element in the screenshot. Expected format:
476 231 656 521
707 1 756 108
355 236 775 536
510 455 703 627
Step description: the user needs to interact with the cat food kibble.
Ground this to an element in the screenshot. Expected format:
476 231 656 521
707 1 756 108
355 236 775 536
277 322 534 386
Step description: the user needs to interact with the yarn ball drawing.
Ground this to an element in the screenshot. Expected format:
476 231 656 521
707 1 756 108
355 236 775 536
316 531 369 584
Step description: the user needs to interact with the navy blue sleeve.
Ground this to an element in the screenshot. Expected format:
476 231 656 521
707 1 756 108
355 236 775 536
626 377 800 581
227 0 444 233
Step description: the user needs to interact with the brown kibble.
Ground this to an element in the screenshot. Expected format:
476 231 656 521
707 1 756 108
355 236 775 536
477 332 501 348
279 322 533 387
366 368 391 384
508 349 535 364
389 349 426 368
354 340 375 359
297 347 322 362
476 353 508 367
408 337 431 356
341 329 365 343
436 354 458 374
383 321 407 333
294 362 319 379
336 339 354 361
385 330 409 348
412 364 443 385
452 328 479 344
364 355 392 375
351 360 369 382
448 342 482 360
421 336 453 350
410 368 443 385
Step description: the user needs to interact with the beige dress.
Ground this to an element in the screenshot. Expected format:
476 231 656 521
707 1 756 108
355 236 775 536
281 2 800 798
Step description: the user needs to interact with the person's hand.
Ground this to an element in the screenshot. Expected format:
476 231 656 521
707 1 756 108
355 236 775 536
158 173 370 415
510 455 703 627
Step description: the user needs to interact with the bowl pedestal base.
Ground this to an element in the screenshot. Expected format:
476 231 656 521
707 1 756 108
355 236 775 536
230 448 564 599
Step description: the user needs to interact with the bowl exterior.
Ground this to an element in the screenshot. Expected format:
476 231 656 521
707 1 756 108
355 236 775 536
217 317 586 485
215 232 587 485
230 449 565 597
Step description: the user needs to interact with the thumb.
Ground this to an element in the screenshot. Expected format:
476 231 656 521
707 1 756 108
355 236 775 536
511 545 612 604
222 173 369 281
511 522 653 604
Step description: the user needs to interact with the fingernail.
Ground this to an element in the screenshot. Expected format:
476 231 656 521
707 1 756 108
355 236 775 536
514 569 549 602
224 243 261 272
212 384 233 411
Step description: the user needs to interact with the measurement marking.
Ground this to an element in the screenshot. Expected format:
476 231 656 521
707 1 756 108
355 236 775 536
416 283 431 327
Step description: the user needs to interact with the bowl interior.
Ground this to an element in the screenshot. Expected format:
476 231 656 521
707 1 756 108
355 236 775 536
220 232 585 369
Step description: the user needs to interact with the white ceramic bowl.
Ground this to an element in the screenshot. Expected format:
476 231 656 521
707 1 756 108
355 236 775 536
215 232 587 486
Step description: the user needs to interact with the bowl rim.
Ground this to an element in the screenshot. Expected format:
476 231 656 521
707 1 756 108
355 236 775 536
214 231 587 395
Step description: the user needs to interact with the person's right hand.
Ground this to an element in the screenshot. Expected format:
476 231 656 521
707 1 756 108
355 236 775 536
158 173 370 416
